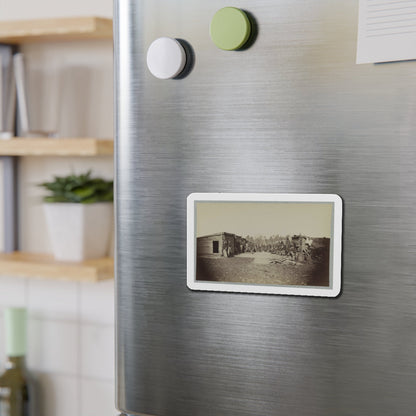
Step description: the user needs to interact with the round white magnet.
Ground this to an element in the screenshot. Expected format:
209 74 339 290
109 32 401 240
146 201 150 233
146 37 187 80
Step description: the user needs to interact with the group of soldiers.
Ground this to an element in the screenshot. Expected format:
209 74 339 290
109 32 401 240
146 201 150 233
220 235 324 263
245 236 313 262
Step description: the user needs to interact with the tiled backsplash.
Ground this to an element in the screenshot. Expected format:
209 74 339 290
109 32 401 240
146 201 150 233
0 276 116 416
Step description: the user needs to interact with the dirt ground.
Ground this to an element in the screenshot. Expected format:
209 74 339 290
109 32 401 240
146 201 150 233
196 252 329 286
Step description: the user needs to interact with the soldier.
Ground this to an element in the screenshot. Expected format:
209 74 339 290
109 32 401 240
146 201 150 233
222 240 228 257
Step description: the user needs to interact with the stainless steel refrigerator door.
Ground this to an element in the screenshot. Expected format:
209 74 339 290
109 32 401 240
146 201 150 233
114 0 416 415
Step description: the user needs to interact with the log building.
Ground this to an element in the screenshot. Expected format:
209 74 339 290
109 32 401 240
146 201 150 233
197 232 247 257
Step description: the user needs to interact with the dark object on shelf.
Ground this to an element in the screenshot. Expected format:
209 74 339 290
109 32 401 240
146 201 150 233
0 45 16 139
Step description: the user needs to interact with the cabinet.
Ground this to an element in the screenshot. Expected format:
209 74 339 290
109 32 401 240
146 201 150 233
0 17 114 282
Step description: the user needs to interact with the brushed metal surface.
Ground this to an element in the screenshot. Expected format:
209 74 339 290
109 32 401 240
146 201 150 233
114 0 416 415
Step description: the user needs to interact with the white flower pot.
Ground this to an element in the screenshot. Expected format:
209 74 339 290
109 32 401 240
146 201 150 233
43 202 113 262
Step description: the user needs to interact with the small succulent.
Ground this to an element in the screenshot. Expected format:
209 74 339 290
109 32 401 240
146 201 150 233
39 171 113 204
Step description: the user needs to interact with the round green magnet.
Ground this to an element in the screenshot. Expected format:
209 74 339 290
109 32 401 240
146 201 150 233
210 7 251 51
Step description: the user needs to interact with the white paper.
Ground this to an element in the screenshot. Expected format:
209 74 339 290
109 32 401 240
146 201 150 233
357 0 416 63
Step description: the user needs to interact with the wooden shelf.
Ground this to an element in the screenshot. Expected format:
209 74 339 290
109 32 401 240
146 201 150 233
0 137 113 156
0 17 112 44
0 252 113 282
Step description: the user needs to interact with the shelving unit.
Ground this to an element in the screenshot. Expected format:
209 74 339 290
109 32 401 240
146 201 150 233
0 17 114 282
0 17 113 44
0 138 113 156
0 252 113 282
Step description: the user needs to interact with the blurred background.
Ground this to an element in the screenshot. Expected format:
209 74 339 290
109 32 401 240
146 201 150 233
0 0 115 415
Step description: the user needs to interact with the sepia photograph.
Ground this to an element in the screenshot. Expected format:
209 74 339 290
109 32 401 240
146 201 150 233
187 193 342 297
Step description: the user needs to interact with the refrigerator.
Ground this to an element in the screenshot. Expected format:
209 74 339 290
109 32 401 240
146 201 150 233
114 1 416 415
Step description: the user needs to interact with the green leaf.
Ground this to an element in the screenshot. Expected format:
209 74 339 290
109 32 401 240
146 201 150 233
43 195 69 203
39 171 113 204
73 186 95 199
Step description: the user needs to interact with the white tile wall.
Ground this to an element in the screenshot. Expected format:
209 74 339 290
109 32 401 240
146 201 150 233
0 276 27 308
80 379 116 416
80 324 115 381
28 279 78 320
27 318 79 375
0 279 116 416
80 280 115 325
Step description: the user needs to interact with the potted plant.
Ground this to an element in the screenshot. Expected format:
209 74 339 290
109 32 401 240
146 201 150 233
39 171 113 262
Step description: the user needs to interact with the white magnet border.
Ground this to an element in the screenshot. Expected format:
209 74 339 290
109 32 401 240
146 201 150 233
187 193 343 298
